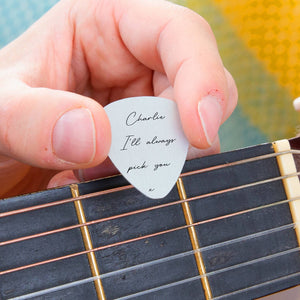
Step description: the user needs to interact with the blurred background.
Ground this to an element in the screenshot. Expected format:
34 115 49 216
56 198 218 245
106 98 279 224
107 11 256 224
0 0 299 299
176 0 300 151
1 0 300 152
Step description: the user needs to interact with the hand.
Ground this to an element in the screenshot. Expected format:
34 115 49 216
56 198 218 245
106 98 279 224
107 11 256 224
0 0 237 197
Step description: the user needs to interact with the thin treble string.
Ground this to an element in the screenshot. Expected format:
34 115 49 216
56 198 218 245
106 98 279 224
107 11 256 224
1 149 299 219
2 170 300 248
115 246 300 300
115 245 300 300
109 246 300 300
7 223 298 299
9 240 300 300
4 150 300 298
1 193 299 277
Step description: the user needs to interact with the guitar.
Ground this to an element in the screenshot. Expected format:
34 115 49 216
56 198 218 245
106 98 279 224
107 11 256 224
1 138 300 300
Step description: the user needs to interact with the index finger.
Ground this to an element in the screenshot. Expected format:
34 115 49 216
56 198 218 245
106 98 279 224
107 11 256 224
116 0 231 148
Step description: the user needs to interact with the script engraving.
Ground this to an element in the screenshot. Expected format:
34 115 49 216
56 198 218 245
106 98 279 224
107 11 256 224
104 96 189 199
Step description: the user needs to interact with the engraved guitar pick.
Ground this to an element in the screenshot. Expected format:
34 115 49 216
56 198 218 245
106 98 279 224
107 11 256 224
104 97 189 199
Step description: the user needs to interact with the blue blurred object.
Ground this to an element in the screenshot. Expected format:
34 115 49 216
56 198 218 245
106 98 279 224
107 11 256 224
0 0 59 48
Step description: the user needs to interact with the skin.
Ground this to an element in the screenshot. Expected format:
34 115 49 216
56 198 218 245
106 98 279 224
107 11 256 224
0 0 237 198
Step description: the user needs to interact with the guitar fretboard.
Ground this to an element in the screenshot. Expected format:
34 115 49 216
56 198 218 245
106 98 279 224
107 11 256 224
1 142 300 299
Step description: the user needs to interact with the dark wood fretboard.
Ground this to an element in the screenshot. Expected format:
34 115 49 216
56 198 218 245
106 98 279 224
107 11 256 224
1 141 300 299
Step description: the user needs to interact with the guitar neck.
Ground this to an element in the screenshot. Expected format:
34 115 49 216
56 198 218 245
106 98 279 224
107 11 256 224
1 139 300 300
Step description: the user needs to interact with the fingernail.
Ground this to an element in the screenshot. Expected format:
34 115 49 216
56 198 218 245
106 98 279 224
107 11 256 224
293 97 300 111
198 95 223 145
52 108 96 164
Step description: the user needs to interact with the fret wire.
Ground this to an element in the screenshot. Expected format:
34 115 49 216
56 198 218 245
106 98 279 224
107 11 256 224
1 193 298 277
1 171 300 248
10 244 300 300
4 220 296 298
3 221 296 284
115 244 300 300
53 223 300 278
115 246 300 300
109 247 300 300
1 149 299 219
70 184 106 300
177 178 213 299
2 148 300 297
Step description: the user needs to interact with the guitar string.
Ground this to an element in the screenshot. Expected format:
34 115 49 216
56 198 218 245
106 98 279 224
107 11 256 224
0 191 298 277
1 149 299 219
1 169 300 249
11 271 300 300
2 149 298 296
115 245 300 300
8 229 300 300
8 230 299 299
115 255 300 300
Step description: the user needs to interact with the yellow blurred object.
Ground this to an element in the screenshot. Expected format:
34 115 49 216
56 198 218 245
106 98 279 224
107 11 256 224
213 0 300 99
177 0 300 145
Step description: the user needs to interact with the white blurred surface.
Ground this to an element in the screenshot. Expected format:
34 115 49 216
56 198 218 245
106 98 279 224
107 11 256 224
260 285 300 300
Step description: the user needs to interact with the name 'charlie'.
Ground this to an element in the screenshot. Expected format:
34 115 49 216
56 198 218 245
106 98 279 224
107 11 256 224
126 111 166 126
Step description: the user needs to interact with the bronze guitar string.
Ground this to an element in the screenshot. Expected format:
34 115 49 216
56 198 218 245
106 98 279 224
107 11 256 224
1 149 299 219
8 235 300 300
6 219 299 299
0 185 132 218
10 252 300 300
1 189 299 277
1 171 300 299
1 170 300 249
3 201 300 298
2 149 300 298
19 222 293 285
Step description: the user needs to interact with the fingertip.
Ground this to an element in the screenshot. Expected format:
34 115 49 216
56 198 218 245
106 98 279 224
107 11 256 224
52 103 111 167
187 136 220 160
47 171 79 189
198 95 223 147
173 57 228 149
52 108 97 165
92 104 112 165
177 88 225 149
0 86 111 170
